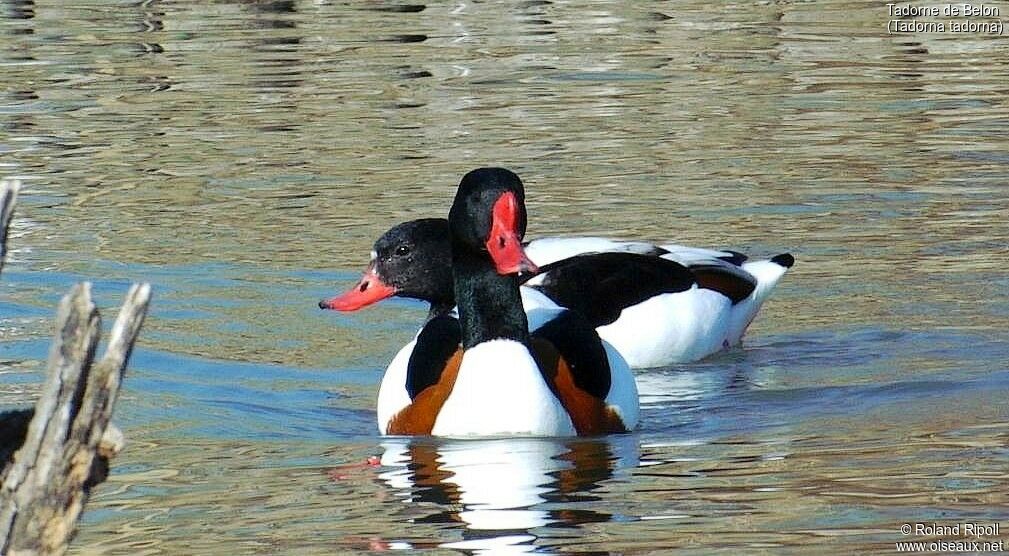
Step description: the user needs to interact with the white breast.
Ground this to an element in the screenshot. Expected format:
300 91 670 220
432 339 576 437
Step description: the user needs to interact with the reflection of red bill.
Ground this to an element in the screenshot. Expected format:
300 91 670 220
319 263 396 311
326 455 382 482
486 191 538 275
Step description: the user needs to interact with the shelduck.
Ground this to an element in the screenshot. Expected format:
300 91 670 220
321 220 793 368
368 168 638 436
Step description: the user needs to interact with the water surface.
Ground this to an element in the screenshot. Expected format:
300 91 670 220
1 0 1008 554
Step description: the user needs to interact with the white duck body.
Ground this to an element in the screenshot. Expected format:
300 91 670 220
726 258 792 344
432 338 577 437
378 166 642 438
594 285 733 367
522 236 792 367
522 293 640 430
660 242 792 346
377 290 639 436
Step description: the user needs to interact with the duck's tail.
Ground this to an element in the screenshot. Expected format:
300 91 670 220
726 253 795 345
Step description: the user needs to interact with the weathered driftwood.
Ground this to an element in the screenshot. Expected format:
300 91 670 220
0 179 152 555
0 179 18 276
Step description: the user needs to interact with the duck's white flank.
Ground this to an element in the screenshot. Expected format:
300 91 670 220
596 286 732 367
376 339 416 434
524 237 791 366
600 340 639 428
432 339 576 437
726 259 791 344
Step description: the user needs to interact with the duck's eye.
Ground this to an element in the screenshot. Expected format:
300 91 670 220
395 245 410 256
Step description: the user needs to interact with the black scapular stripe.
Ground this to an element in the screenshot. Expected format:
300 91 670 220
530 252 696 327
717 250 749 266
533 310 611 400
406 315 462 399
689 263 757 304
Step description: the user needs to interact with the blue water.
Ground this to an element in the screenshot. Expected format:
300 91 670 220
3 252 1006 553
4 257 1005 447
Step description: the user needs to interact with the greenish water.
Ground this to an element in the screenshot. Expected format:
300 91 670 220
2 0 1008 553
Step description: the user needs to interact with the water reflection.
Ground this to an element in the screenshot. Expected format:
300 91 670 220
377 435 639 553
244 0 304 95
0 0 35 139
0 0 32 23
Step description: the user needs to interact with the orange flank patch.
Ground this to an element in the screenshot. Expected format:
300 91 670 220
386 349 464 435
531 338 627 436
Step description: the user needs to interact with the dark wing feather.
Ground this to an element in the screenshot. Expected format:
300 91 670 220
689 263 757 304
530 252 696 327
406 315 462 399
532 310 611 399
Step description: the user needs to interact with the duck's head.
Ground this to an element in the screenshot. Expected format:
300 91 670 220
319 218 454 311
319 168 539 313
448 167 539 276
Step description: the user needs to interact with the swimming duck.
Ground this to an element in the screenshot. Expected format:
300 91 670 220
373 168 638 436
321 220 793 368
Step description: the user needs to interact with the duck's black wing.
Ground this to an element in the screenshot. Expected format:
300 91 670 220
406 314 462 399
527 252 697 327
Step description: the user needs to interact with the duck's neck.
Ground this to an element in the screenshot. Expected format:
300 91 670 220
451 241 530 349
426 299 455 322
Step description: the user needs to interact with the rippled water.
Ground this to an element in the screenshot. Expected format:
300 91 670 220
2 0 1008 554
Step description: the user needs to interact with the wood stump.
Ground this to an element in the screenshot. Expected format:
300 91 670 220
0 179 151 555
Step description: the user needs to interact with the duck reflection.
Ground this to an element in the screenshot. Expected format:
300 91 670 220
377 435 639 553
636 363 752 405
